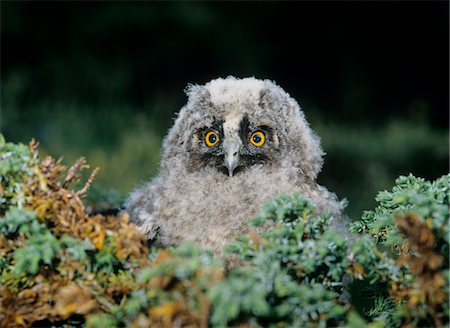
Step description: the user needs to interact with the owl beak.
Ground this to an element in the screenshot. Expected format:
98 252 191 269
224 140 241 177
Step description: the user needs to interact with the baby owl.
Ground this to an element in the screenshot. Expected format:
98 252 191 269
126 76 347 256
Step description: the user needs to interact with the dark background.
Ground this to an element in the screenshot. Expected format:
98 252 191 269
1 1 449 218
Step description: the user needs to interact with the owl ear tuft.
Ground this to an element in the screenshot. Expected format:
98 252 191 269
258 85 279 110
185 84 211 108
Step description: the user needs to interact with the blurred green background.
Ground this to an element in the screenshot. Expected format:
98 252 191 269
1 1 448 218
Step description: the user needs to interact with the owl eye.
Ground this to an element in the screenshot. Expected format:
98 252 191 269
205 131 219 147
250 131 265 147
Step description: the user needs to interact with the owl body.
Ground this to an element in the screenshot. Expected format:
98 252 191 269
127 77 347 256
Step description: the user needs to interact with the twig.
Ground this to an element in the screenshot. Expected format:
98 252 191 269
64 157 89 188
29 138 39 159
76 167 100 198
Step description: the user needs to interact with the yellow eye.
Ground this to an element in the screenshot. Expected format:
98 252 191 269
205 131 219 147
250 131 265 147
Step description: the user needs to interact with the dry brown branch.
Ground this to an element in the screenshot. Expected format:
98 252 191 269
76 167 100 198
63 157 89 188
29 138 39 156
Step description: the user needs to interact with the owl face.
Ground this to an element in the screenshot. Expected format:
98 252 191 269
188 113 281 176
162 77 325 182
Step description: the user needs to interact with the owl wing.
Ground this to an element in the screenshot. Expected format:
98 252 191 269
125 177 163 241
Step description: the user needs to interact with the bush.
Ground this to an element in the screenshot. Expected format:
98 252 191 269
350 174 449 327
210 194 351 327
0 137 448 327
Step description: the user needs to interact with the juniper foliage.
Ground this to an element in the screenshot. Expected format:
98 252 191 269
212 194 352 327
350 174 449 327
0 137 448 327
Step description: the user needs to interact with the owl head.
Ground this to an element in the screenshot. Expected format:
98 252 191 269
161 76 324 182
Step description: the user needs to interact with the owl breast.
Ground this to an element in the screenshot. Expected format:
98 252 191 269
155 165 301 255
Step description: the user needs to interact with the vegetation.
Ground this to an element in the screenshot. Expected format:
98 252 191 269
0 137 448 327
350 173 449 327
2 3 447 326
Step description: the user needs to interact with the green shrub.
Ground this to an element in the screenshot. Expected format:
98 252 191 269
0 137 448 327
350 174 449 327
211 194 351 327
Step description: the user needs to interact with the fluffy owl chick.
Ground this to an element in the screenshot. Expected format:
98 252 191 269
126 76 348 256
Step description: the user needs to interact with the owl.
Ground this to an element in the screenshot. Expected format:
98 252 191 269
126 77 348 256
